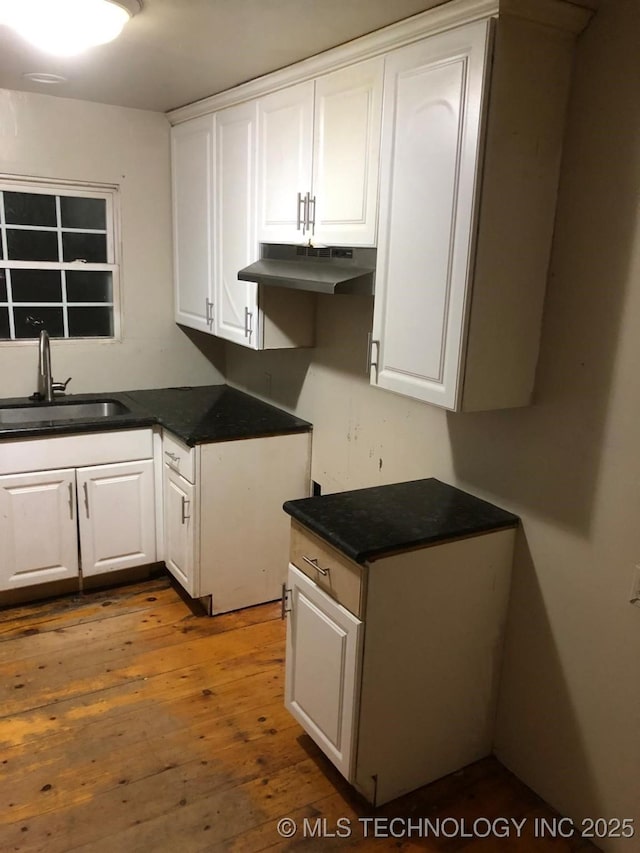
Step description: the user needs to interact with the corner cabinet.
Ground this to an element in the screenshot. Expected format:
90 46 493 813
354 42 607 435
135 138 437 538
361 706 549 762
0 430 157 592
162 429 312 613
171 107 315 350
284 515 516 806
370 8 590 410
371 21 491 411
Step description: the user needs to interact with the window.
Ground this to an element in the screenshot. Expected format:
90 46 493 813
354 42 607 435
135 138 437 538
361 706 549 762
0 179 119 341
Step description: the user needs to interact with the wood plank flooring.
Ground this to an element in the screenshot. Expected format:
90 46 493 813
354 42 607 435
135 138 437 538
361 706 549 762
0 575 600 852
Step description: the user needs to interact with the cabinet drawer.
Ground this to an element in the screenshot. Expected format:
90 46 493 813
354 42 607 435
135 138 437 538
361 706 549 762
290 520 364 618
162 431 196 483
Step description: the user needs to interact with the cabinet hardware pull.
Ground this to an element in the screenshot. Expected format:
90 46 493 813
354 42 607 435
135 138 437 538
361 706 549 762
164 450 180 465
281 583 292 619
68 482 74 519
244 307 253 339
181 496 191 524
302 555 329 576
205 298 214 328
296 192 305 232
307 194 316 235
83 481 89 518
367 334 380 381
244 307 253 338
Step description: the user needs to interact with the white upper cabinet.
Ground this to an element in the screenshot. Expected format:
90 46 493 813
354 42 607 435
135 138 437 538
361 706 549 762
257 82 314 245
213 101 260 348
371 21 491 410
257 59 383 247
171 115 215 333
369 6 588 411
312 58 383 247
169 0 590 385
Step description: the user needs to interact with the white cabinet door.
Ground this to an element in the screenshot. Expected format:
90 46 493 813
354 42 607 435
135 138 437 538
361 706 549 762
371 21 491 409
213 102 260 349
285 564 362 781
257 81 314 244
163 465 196 596
0 469 78 590
312 58 383 246
171 115 215 333
77 460 156 577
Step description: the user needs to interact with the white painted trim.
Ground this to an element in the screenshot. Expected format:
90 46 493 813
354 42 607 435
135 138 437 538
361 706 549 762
167 0 593 125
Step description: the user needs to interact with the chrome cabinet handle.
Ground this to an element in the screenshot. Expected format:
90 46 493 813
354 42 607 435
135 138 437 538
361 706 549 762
307 194 316 235
181 495 190 524
68 482 74 519
367 333 380 381
297 192 305 232
164 450 180 464
281 582 292 619
302 555 329 576
83 481 90 518
244 307 253 339
205 298 214 328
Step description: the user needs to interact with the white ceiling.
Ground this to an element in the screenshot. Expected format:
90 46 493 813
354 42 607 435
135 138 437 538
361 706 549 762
0 0 450 113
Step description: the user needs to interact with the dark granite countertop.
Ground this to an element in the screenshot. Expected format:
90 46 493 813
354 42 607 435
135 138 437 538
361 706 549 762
0 385 311 445
283 478 519 564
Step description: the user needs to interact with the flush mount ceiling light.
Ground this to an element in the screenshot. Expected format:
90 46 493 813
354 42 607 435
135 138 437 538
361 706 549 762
0 0 141 57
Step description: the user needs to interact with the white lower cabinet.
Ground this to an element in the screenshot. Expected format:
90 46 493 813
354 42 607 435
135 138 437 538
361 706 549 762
0 429 157 592
284 520 516 806
0 469 78 590
162 429 311 613
162 449 197 597
77 460 156 578
285 565 362 779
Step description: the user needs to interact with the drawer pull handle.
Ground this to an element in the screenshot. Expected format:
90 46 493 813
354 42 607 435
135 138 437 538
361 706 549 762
302 555 329 576
164 451 180 464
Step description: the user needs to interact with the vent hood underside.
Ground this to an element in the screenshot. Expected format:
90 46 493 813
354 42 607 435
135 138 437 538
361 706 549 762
238 245 376 295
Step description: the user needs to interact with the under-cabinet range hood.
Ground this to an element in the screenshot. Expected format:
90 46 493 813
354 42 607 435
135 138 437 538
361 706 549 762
238 244 376 295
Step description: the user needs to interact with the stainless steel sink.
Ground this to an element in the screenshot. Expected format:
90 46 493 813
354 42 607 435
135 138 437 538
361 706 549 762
0 400 131 425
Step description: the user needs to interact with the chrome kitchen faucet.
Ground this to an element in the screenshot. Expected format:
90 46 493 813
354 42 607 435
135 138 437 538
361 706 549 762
36 330 71 402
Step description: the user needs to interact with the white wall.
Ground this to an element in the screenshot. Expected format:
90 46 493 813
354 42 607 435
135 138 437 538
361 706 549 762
226 1 640 847
0 89 224 397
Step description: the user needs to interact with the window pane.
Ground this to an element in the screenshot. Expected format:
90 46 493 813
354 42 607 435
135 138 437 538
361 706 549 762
62 232 107 263
0 308 9 339
14 307 64 339
7 229 59 261
68 306 113 337
11 269 62 303
60 196 106 230
4 191 57 227
0 270 6 301
66 270 112 303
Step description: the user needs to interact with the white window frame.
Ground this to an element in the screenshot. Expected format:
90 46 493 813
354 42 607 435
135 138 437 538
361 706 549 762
0 175 122 344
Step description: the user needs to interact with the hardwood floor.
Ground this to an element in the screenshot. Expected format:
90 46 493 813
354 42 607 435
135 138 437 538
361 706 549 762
0 575 599 852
